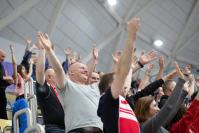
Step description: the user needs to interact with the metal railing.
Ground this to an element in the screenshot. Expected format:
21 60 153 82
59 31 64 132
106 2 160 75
13 108 32 133
24 78 38 125
25 124 45 133
3 126 12 133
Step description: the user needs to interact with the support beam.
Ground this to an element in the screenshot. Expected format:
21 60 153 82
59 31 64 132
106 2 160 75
171 0 199 56
0 0 41 31
176 28 199 54
82 25 123 63
177 56 199 67
103 3 123 24
46 0 67 37
96 0 122 24
124 0 157 21
124 0 138 21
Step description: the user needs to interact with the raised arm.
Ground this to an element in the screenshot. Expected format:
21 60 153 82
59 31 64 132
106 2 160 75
111 51 121 72
156 56 164 80
111 18 139 99
143 62 186 133
39 33 66 90
87 46 98 84
21 39 37 67
138 64 153 91
10 45 17 84
36 41 46 85
23 58 33 81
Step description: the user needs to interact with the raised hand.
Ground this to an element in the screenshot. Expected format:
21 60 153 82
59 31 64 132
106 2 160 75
127 17 140 37
92 46 98 60
38 32 52 51
159 56 164 68
131 55 138 68
175 61 185 80
76 53 81 62
139 50 157 65
147 64 154 73
36 33 44 49
26 39 32 45
112 51 121 63
9 45 14 53
64 48 72 56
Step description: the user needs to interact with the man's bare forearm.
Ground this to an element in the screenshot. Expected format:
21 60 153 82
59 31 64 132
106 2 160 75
46 49 66 89
36 49 45 85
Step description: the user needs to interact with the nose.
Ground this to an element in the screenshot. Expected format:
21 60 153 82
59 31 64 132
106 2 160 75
84 69 88 74
156 107 160 112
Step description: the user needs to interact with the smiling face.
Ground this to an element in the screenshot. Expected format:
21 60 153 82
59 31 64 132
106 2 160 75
89 72 100 84
148 100 160 117
68 62 88 84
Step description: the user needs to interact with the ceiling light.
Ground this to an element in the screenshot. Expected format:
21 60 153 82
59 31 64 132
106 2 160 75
154 40 163 47
107 0 117 6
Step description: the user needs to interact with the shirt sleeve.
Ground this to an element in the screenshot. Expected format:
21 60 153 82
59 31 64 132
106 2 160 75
97 89 119 133
170 100 199 133
126 79 164 109
21 50 32 71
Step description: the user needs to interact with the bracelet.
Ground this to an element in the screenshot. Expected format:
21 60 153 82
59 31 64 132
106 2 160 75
138 61 144 68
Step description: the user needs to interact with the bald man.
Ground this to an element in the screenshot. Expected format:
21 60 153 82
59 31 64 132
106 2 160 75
0 49 14 119
39 34 102 133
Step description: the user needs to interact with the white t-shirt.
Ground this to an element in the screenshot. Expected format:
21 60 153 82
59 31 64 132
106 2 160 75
58 78 103 132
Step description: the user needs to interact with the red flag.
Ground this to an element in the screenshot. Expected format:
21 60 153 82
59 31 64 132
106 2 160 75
119 95 140 133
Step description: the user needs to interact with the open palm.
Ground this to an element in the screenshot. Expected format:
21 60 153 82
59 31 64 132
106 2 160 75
139 51 157 65
38 32 52 51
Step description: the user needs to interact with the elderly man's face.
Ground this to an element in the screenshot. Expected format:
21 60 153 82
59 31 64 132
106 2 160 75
0 50 6 62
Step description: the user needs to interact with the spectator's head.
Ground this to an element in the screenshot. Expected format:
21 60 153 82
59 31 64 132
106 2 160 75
99 73 114 94
135 96 160 123
68 62 88 84
17 65 27 78
162 80 176 96
154 87 164 102
45 68 55 84
89 72 100 84
0 49 6 63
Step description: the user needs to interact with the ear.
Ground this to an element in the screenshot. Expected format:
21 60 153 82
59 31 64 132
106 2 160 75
68 70 74 76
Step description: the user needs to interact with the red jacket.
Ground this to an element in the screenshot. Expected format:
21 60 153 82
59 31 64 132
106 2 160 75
170 100 199 133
